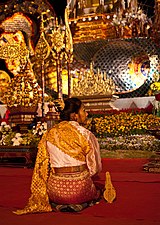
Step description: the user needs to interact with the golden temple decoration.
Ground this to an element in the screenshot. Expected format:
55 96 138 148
68 0 155 43
3 62 42 108
0 44 20 59
0 12 34 55
72 63 115 96
64 7 74 97
50 28 65 54
0 7 74 103
64 7 73 56
48 8 73 99
35 12 51 61
0 70 11 102
33 9 74 100
0 15 41 125
0 31 30 73
0 43 28 61
49 25 64 99
35 32 50 61
2 61 42 132
34 13 51 117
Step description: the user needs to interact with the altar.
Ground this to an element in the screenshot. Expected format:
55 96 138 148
0 96 156 121
114 96 155 110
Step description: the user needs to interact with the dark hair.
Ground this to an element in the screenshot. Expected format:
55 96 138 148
60 97 82 121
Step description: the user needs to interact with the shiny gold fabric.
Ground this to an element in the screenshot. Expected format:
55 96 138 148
14 121 91 215
46 121 91 162
14 132 52 215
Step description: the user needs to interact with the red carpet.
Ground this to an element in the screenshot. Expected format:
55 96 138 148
0 158 160 225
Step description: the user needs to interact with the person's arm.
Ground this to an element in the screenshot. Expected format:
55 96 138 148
86 132 102 177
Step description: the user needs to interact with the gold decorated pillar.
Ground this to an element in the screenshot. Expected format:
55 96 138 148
50 24 64 100
64 7 73 98
56 51 63 100
34 13 50 118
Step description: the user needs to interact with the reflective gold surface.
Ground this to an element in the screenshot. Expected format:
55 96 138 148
72 63 115 96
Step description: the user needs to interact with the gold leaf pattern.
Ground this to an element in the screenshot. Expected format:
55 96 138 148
13 132 52 215
0 44 28 60
50 29 65 53
47 121 91 162
35 32 50 60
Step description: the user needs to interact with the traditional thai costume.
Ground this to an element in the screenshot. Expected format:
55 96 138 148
14 121 102 214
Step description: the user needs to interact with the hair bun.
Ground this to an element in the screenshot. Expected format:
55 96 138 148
60 110 70 121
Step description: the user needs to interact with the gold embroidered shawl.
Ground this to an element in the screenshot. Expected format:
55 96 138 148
14 121 90 215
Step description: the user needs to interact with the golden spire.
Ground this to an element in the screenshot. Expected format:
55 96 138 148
72 63 115 96
3 62 42 108
64 7 73 56
34 13 51 61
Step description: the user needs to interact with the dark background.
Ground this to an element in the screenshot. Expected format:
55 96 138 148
138 0 155 19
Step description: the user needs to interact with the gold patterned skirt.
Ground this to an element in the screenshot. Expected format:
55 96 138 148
47 170 100 204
